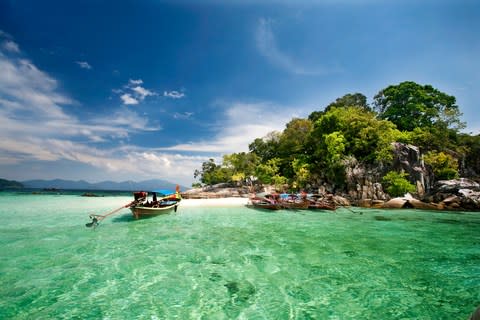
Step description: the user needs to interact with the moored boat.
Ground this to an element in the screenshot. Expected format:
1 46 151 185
306 194 337 210
248 193 283 210
279 193 309 210
129 188 181 219
249 198 283 210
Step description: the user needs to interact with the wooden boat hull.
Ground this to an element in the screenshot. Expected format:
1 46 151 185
307 202 336 210
281 201 310 210
248 199 283 210
130 202 179 219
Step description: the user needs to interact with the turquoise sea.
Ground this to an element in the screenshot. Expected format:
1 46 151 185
0 191 479 319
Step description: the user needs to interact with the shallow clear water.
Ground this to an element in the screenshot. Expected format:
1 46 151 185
0 192 479 319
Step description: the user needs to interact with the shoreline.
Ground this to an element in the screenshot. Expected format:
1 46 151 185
180 197 249 207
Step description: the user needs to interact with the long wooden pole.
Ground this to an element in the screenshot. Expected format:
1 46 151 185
86 201 135 228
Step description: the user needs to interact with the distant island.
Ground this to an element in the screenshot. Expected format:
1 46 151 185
1 178 186 191
0 179 24 189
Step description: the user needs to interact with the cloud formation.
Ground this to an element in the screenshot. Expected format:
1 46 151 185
116 79 156 105
164 90 185 99
0 39 169 176
0 34 208 185
2 40 20 53
255 18 324 76
173 112 194 119
76 61 92 69
120 93 139 105
162 101 306 153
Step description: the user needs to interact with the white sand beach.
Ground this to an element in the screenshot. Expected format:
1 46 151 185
180 197 250 207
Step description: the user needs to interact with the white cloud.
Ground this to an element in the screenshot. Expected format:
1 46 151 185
161 101 306 153
164 90 185 99
129 79 143 85
0 56 72 119
2 40 20 53
115 79 156 105
256 18 324 76
0 41 164 176
120 93 139 105
132 86 154 99
76 61 92 69
173 112 194 119
94 107 160 131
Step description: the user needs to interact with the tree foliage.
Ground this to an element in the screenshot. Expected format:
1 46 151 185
194 82 476 191
374 81 464 132
423 151 459 180
382 171 416 197
194 159 232 185
308 93 370 122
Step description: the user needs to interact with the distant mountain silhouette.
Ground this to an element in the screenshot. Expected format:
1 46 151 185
22 179 186 191
0 178 24 189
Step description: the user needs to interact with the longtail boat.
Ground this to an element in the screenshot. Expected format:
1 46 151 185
278 193 309 210
129 187 181 219
248 193 283 210
306 194 337 210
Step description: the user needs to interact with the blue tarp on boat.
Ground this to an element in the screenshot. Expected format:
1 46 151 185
151 189 175 196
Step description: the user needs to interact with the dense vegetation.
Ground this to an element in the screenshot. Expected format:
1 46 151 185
0 179 24 189
194 81 480 196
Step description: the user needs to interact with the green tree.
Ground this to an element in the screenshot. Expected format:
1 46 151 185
248 131 281 163
223 152 259 185
308 106 404 163
277 118 313 178
291 158 311 189
325 93 370 113
194 159 232 185
308 93 370 122
255 158 287 187
374 81 464 132
382 171 416 197
423 151 459 180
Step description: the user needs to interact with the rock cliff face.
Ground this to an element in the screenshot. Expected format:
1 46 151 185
343 157 387 201
343 142 432 201
342 143 480 210
391 142 432 196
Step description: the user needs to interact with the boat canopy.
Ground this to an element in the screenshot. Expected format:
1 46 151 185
151 189 175 196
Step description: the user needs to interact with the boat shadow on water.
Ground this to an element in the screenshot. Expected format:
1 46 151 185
110 213 136 223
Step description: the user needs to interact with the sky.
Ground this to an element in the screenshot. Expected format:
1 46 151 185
0 0 479 186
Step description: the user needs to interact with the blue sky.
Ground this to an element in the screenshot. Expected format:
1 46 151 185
0 0 479 186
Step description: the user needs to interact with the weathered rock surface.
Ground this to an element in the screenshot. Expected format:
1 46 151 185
391 142 432 196
358 178 480 211
423 178 480 211
332 195 351 207
343 157 388 201
343 143 432 201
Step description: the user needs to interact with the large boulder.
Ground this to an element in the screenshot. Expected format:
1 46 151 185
424 178 480 211
382 194 441 210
